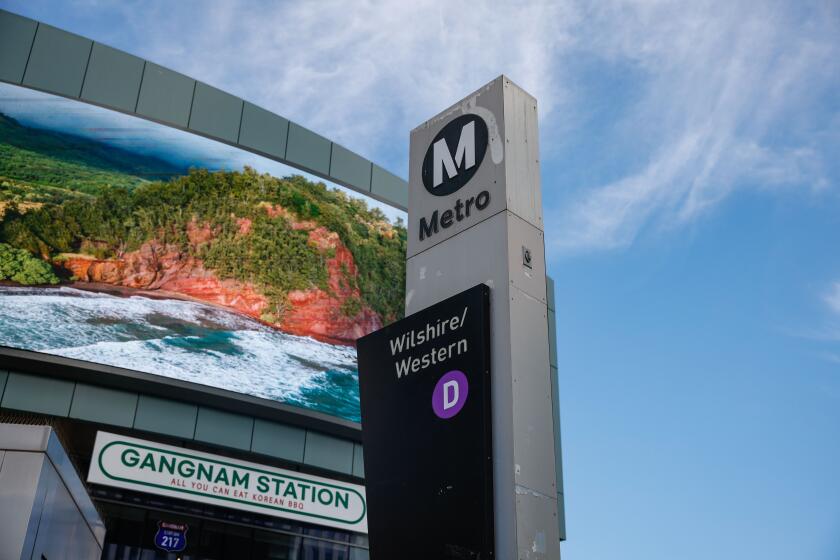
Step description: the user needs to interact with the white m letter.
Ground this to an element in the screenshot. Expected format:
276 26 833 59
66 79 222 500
433 120 476 188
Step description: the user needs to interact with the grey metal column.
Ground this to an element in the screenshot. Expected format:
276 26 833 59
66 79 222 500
406 76 559 559
0 424 105 560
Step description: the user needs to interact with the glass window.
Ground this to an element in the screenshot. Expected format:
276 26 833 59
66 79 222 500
100 502 147 548
300 537 350 560
198 520 252 560
252 530 302 560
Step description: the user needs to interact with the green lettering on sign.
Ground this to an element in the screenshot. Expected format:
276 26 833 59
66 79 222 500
94 438 367 528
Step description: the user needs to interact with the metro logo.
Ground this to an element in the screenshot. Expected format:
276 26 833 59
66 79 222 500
422 114 489 196
432 120 475 188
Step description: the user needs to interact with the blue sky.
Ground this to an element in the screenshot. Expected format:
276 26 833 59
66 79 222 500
3 0 840 558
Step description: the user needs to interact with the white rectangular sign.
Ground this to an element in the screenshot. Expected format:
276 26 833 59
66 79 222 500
87 431 367 533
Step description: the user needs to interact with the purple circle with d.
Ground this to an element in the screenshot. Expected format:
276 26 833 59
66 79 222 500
432 370 469 419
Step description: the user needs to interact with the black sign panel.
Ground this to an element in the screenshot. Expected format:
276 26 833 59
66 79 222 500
358 284 493 560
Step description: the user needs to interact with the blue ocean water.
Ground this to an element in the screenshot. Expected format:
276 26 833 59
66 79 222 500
0 286 361 421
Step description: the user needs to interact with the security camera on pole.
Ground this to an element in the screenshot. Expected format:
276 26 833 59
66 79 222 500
406 76 559 559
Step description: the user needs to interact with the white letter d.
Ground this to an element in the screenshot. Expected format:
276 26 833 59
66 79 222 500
443 380 459 410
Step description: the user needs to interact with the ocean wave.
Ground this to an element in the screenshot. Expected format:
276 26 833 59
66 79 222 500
0 285 361 420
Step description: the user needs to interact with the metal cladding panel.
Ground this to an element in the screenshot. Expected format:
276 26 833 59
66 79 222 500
406 210 511 312
331 143 372 192
251 418 306 463
546 275 556 311
557 491 566 541
194 407 254 451
507 212 547 304
550 365 565 496
548 307 558 368
510 288 555 498
30 463 103 560
0 370 7 401
502 79 542 228
22 23 92 98
407 76 507 258
286 122 332 175
0 10 37 84
371 164 408 209
238 101 289 159
549 369 562 493
69 384 138 427
189 82 244 143
44 430 106 545
515 491 560 560
303 430 354 475
0 451 46 560
0 424 50 451
80 43 144 112
352 442 365 478
136 62 195 128
133 395 197 439
1 373 74 417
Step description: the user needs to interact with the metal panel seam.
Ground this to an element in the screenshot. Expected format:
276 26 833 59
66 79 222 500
67 381 78 418
235 97 245 144
20 21 39 84
327 141 334 178
185 80 198 129
245 416 255 452
133 60 146 113
130 392 139 428
189 401 198 439
283 116 292 159
77 40 93 98
407 207 509 260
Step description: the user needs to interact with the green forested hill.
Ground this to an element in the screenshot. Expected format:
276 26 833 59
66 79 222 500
2 169 407 321
0 112 184 194
0 116 406 322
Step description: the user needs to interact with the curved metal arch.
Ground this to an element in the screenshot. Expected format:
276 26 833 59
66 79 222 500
0 8 407 210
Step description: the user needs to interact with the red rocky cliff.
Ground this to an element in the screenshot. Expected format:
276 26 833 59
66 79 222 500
57 212 383 346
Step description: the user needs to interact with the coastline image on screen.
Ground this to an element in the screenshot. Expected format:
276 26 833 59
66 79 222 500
0 82 406 422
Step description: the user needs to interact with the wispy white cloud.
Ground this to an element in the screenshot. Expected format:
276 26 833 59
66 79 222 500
551 1 840 252
820 352 840 364
123 0 837 254
802 282 840 364
14 0 839 251
825 282 840 316
98 0 579 174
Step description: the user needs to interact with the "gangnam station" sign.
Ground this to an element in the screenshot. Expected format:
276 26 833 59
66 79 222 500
88 432 367 532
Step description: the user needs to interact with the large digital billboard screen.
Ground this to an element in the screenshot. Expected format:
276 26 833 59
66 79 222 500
0 82 406 422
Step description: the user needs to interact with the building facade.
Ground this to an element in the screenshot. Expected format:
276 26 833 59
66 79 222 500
0 8 563 559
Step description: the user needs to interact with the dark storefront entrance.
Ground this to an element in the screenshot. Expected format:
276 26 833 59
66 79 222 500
0 414 369 560
95 489 369 560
